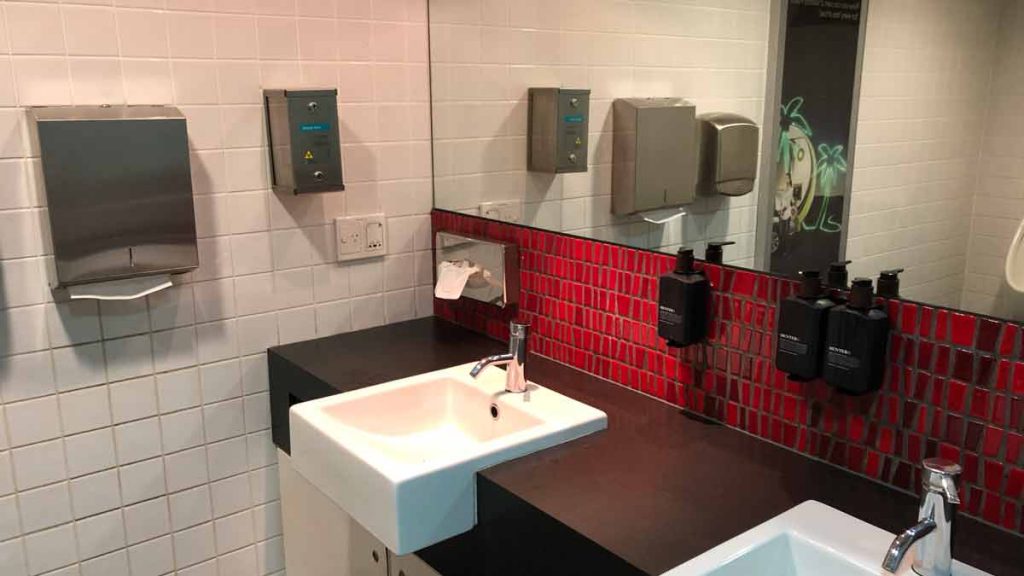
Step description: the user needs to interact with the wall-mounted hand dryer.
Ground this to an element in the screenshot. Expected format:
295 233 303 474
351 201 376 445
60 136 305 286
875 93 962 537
697 112 759 197
30 105 199 293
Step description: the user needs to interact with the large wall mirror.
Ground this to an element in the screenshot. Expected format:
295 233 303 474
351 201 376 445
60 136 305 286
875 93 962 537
427 0 1024 322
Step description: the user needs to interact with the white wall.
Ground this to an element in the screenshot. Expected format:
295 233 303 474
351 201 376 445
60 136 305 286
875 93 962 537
848 0 1004 307
962 0 1024 316
429 0 770 265
0 1 432 575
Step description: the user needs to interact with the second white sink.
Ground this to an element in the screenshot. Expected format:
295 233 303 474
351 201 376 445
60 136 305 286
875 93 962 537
663 501 992 576
289 362 607 554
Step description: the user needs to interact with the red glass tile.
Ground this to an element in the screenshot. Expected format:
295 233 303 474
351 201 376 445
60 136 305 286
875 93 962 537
1007 468 1024 500
918 307 934 338
951 313 976 347
1001 324 1018 357
982 427 1003 458
901 303 918 334
935 309 949 341
977 319 1000 353
947 380 967 412
984 460 1005 492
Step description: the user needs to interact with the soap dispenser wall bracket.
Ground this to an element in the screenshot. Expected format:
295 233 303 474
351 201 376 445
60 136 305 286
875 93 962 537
30 105 199 294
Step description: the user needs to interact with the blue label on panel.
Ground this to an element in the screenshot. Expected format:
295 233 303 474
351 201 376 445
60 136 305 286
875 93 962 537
300 123 331 132
563 115 585 124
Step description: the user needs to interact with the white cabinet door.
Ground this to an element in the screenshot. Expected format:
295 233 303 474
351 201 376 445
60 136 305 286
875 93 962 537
387 551 443 576
279 449 389 576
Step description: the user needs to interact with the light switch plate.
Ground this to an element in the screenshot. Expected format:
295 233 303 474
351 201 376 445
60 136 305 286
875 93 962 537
479 201 523 223
335 214 387 262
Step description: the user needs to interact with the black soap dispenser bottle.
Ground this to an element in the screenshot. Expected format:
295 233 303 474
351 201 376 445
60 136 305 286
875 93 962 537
658 248 709 347
823 278 890 394
704 241 735 265
776 270 834 380
877 268 904 298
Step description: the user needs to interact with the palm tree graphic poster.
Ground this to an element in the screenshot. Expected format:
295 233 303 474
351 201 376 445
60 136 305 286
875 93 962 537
770 0 864 277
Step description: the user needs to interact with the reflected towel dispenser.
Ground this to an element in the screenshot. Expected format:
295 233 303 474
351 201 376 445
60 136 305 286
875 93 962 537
612 98 698 216
697 112 759 197
30 105 199 291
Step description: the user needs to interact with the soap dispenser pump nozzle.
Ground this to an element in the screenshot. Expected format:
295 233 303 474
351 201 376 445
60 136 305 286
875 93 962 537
877 268 904 298
827 260 853 290
798 270 824 299
849 278 875 309
705 241 736 265
675 247 697 274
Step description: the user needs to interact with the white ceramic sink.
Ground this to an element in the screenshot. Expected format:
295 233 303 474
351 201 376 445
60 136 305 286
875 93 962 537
289 362 607 554
663 501 991 576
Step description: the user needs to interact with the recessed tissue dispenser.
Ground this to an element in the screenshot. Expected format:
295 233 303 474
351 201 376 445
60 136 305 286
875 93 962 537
31 106 199 299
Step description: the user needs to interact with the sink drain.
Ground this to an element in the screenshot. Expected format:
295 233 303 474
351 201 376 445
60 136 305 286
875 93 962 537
490 404 500 420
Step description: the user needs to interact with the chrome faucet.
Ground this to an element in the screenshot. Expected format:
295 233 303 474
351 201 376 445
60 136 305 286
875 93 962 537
882 458 962 576
470 321 529 393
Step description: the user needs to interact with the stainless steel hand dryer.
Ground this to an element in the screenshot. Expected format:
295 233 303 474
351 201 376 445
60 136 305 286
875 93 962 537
30 105 199 289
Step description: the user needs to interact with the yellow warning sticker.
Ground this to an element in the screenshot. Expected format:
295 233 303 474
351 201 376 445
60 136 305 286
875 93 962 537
304 150 314 161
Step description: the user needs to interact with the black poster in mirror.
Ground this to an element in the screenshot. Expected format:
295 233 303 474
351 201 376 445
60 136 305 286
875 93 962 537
771 0 865 276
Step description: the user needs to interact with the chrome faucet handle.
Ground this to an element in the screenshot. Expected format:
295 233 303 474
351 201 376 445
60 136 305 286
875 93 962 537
922 458 961 504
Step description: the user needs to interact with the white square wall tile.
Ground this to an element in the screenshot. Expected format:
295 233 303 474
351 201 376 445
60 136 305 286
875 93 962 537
240 355 269 395
114 417 162 465
18 481 72 532
164 446 209 492
0 495 18 541
160 408 205 453
169 485 212 531
203 399 246 443
118 457 165 506
217 545 258 576
46 301 102 348
156 368 202 413
277 306 316 345
52 342 107 393
127 535 174 576
237 313 279 356
99 299 150 339
152 326 198 373
0 351 56 403
0 538 28 576
200 359 243 404
23 523 78 576
196 320 239 364
174 522 217 569
75 509 126 560
58 386 112 435
206 437 248 481
11 439 67 490
63 6 119 57
69 469 121 519
117 9 170 58
5 395 62 447
210 473 252 519
6 3 65 55
214 509 254 554
109 376 158 424
64 428 117 478
80 550 130 576
148 285 196 331
124 497 170 545
104 335 154 383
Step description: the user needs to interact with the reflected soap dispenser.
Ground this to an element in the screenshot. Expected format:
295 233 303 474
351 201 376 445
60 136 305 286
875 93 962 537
823 278 890 394
704 241 735 265
658 248 709 347
776 271 834 380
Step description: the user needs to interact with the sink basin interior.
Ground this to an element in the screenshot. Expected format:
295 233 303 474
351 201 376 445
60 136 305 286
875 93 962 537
320 376 545 465
702 532 872 576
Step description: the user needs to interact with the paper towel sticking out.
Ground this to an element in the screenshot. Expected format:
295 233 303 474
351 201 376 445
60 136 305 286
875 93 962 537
435 260 480 300
638 206 687 224
67 274 174 301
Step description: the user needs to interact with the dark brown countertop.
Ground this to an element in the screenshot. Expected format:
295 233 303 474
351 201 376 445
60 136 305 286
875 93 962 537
269 318 1023 576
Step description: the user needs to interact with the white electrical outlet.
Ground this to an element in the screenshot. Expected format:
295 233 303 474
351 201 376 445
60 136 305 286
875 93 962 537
335 214 387 262
479 201 523 223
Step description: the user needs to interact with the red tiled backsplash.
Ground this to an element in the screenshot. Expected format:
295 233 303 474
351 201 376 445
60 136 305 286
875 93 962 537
432 210 1024 535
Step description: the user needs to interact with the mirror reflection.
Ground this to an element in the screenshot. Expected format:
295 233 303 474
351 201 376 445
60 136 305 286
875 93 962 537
428 0 1024 322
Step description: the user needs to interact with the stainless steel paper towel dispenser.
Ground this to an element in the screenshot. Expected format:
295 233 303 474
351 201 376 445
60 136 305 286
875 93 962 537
612 98 698 216
30 105 199 289
697 112 759 197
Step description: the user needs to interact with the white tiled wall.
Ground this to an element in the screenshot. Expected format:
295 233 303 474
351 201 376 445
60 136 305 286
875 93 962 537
0 1 431 575
848 0 1005 308
962 0 1024 317
428 0 771 265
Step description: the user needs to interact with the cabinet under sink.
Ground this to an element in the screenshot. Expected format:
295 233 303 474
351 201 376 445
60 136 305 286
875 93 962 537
279 449 442 576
